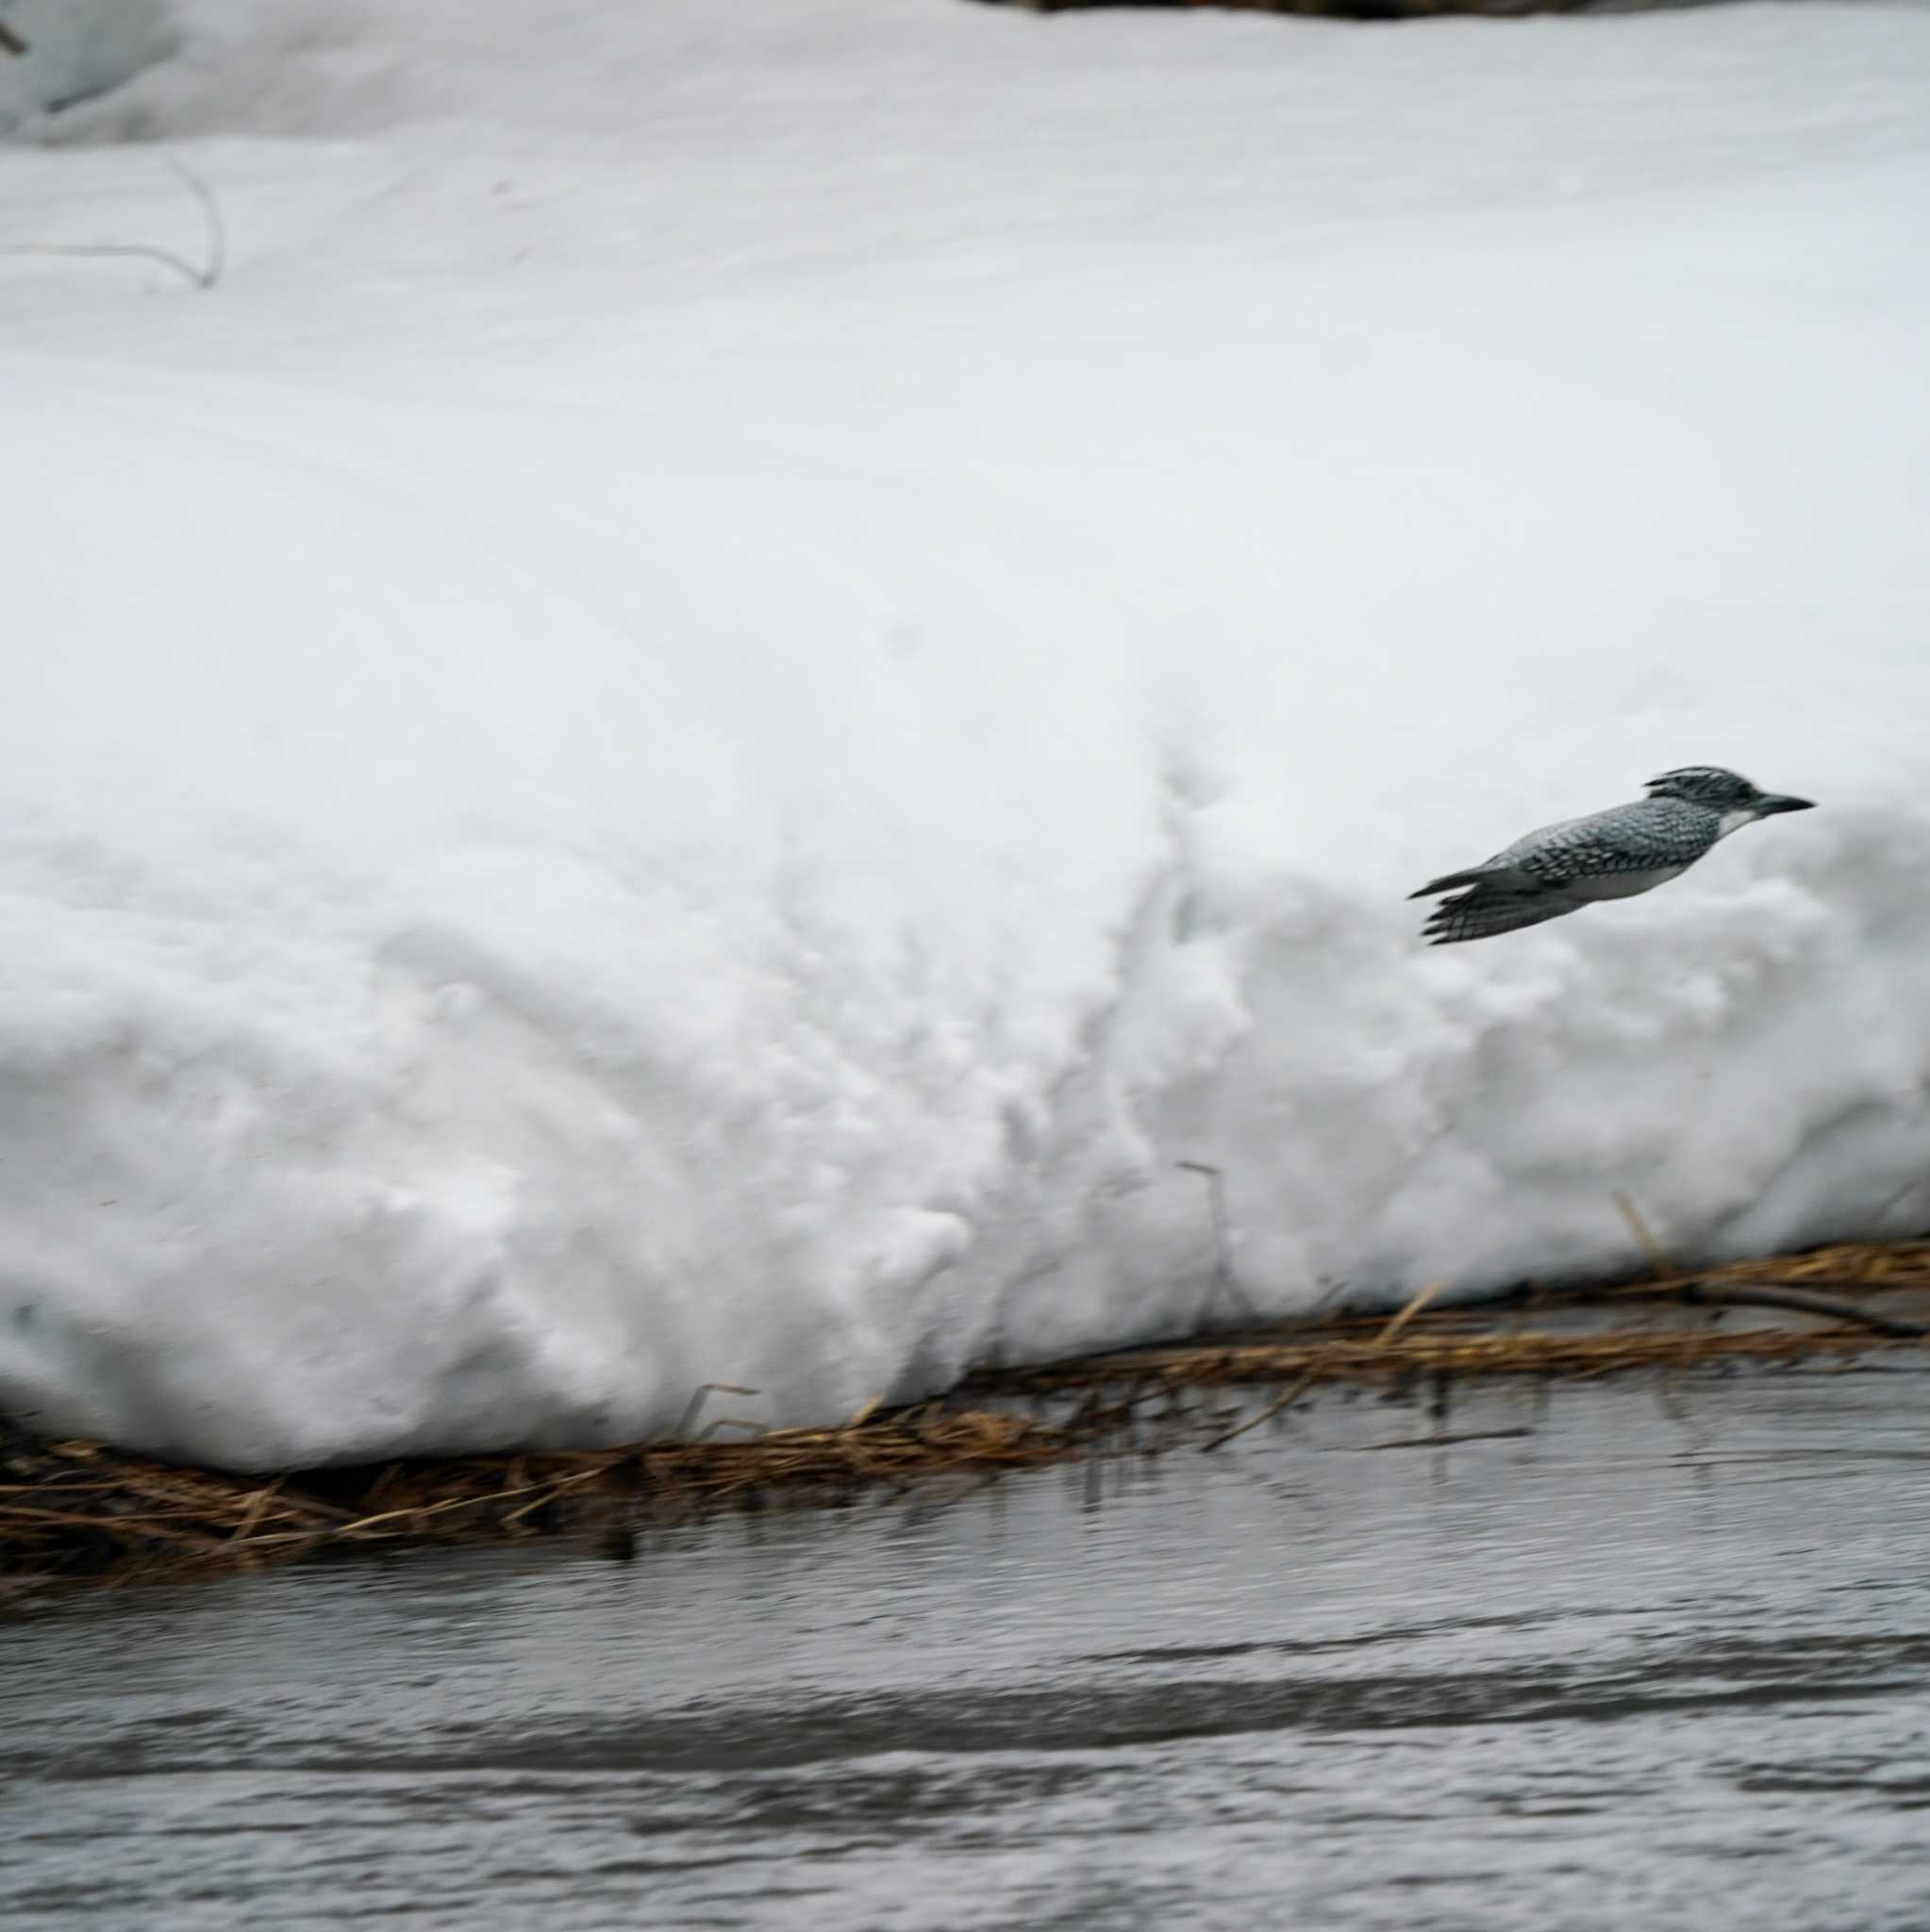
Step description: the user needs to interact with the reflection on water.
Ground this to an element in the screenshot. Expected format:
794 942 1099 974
6 1364 1930 1930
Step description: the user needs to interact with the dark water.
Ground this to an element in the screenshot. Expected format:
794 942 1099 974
6 1363 1930 1930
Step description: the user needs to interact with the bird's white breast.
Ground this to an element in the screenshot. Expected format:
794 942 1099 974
1715 807 1757 839
1572 865 1689 902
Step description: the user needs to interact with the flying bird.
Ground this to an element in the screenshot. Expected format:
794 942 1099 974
1411 766 1815 944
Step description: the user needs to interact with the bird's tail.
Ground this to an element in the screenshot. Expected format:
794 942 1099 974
1422 881 1570 945
1407 866 1496 901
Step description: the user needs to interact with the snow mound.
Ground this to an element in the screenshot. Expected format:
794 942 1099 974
1 0 1929 1465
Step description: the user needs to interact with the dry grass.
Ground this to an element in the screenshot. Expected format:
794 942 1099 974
5 1238 1928 1597
967 1238 1930 1458
978 1240 1930 1396
0 1392 1156 1594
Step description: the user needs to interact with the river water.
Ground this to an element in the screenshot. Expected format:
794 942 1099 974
5 1361 1930 1930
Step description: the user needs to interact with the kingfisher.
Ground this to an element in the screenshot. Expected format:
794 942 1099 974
1411 766 1815 944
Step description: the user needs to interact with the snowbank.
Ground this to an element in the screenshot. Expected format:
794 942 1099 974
2 1 1928 1465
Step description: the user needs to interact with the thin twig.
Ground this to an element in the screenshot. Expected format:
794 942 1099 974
1178 1159 1257 1323
498 1464 611 1527
0 152 225 290
1376 1280 1442 1345
1201 1368 1323 1453
225 1479 285 1544
1353 1427 1535 1452
670 1382 759 1441
1677 1281 1930 1340
1615 1191 1671 1281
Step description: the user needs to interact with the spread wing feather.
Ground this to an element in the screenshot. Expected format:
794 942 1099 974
1421 877 1579 945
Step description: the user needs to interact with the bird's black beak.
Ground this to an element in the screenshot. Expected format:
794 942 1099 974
1755 793 1816 815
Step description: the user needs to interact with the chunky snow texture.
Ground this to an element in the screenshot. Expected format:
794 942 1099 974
2 1 1929 1466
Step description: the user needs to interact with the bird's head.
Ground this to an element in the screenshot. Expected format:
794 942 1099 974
1644 765 1815 824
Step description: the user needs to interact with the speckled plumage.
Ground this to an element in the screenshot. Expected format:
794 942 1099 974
1412 766 1815 945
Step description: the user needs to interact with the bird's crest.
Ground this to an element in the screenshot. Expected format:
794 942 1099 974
1643 765 1756 806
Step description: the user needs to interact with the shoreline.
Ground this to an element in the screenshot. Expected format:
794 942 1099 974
5 1239 1927 1602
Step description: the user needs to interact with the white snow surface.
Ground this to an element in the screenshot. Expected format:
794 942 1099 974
3 0 1930 1466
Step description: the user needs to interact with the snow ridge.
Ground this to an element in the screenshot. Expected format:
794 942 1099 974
1 1 1928 1464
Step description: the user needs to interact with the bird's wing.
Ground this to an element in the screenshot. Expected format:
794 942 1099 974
1422 877 1581 945
1502 801 1710 885
1409 809 1605 901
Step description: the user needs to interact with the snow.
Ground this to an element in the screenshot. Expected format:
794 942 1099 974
2 1 1929 1467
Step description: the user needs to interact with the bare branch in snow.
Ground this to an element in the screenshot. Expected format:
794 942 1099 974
0 153 227 291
